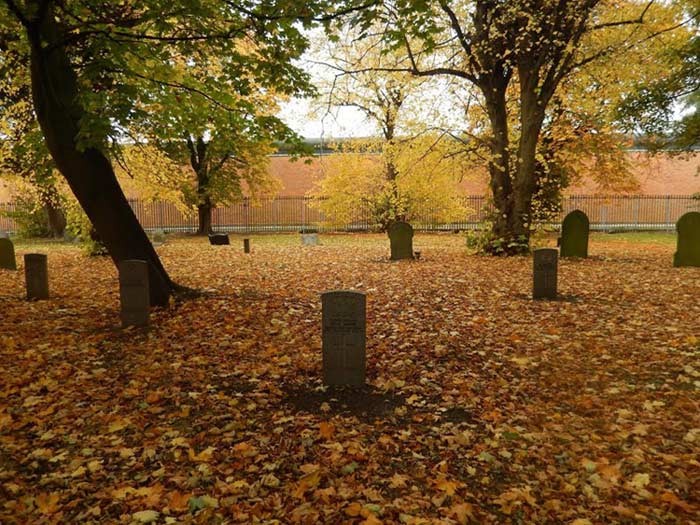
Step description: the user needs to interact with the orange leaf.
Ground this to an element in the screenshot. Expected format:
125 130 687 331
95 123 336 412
168 491 192 511
319 422 335 440
345 502 363 517
35 492 60 515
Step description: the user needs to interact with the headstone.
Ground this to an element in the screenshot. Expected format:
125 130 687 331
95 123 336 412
674 211 700 267
559 210 589 258
243 238 251 253
63 231 77 243
119 260 149 328
209 233 230 246
322 291 366 386
150 229 166 245
0 238 16 270
533 248 558 300
300 229 318 246
24 254 49 300
388 221 414 260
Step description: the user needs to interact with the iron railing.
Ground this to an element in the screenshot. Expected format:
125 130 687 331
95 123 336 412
1 195 699 234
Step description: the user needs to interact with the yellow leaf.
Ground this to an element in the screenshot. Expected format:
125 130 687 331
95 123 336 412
389 474 408 488
111 486 136 499
627 473 650 491
450 502 474 524
132 510 159 523
435 478 459 496
108 419 130 433
35 492 60 515
188 446 215 462
71 466 86 478
293 469 322 498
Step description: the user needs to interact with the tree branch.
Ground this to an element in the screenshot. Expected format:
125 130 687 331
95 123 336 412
591 0 654 30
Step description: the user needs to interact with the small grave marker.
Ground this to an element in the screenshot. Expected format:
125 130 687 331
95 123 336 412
243 238 251 253
209 233 230 245
119 259 150 328
322 291 366 386
24 254 49 300
674 211 700 267
559 210 589 258
301 229 319 246
533 248 558 300
150 229 166 245
0 238 16 270
388 221 414 260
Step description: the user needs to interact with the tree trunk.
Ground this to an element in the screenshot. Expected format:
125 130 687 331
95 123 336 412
481 76 546 255
483 86 523 254
511 70 547 248
187 136 214 235
44 201 66 238
197 199 213 235
26 5 174 306
40 182 66 238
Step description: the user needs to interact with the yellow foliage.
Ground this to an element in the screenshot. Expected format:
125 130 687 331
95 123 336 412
115 144 189 212
310 136 470 228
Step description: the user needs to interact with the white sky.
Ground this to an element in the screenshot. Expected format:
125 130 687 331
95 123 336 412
278 97 376 139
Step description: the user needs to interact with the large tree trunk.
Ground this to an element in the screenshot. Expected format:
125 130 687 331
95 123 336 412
483 85 522 254
482 75 547 255
511 70 547 246
197 198 213 235
187 136 214 235
26 5 174 306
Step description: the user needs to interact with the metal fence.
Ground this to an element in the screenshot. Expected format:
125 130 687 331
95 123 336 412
1 195 699 234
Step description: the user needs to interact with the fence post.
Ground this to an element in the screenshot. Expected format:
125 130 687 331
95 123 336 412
245 198 250 234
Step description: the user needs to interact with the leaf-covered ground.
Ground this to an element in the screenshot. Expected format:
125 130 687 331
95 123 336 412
1 233 698 524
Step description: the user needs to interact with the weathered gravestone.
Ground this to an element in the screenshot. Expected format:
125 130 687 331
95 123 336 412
243 238 251 254
209 233 230 246
533 248 558 300
301 229 319 246
559 210 589 258
0 238 16 270
674 211 700 267
150 229 166 245
322 291 366 386
388 221 414 260
119 260 149 328
24 254 49 300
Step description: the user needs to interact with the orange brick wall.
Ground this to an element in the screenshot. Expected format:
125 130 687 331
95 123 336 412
2 152 699 203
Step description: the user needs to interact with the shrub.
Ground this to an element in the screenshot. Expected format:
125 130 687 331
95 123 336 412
1 196 51 238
